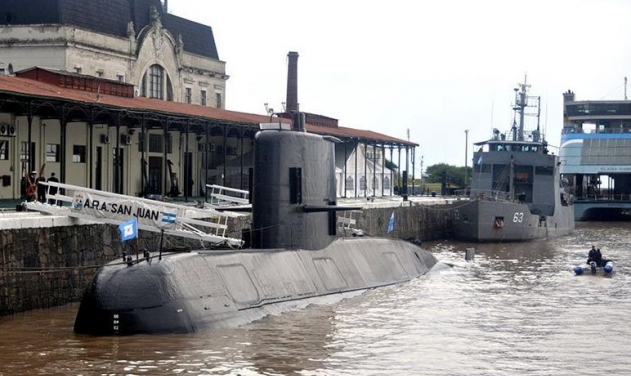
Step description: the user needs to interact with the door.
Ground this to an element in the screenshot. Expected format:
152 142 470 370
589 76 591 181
148 156 162 195
95 146 102 190
113 147 124 194
184 152 193 196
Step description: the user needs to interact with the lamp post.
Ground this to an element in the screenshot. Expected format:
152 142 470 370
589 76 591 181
464 129 469 192
420 155 424 195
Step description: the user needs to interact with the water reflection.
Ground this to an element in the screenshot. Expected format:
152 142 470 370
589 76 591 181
2 222 631 375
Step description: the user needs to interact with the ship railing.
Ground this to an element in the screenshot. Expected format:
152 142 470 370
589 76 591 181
464 189 514 202
206 184 250 206
23 181 244 248
337 210 364 236
574 192 631 202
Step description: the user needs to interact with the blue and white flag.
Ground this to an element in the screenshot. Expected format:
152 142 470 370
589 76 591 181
476 155 483 165
119 217 138 242
387 211 395 233
161 211 177 224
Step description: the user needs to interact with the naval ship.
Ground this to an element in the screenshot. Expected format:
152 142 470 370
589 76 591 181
450 79 575 242
72 112 438 335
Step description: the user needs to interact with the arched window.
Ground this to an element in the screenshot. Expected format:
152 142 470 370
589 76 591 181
373 176 380 190
384 176 391 190
149 64 164 99
140 64 173 100
359 176 367 190
345 176 354 191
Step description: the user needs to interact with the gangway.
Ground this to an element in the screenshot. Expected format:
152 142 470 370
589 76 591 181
24 182 244 248
337 209 364 237
206 184 250 206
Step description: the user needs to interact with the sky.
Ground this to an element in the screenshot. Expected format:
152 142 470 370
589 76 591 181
168 0 631 176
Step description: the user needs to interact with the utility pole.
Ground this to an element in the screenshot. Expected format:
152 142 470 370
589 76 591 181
420 155 424 195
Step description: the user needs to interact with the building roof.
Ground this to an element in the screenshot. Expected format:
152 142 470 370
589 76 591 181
0 74 417 146
0 0 219 60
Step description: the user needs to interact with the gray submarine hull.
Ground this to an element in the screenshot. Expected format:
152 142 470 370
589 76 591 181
74 112 437 335
74 237 436 335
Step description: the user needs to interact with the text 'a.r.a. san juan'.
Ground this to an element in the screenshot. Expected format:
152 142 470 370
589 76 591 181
80 198 161 221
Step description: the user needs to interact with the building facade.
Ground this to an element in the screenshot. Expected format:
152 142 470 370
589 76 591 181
0 0 226 108
0 1 416 202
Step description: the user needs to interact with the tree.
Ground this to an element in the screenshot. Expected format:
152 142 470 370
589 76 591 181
425 163 472 188
384 159 398 172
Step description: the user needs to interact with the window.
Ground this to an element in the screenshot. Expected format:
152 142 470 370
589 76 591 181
0 140 8 160
46 144 60 162
96 70 104 78
345 176 354 191
360 176 367 190
149 64 164 99
166 76 173 101
535 166 554 175
73 145 86 163
141 65 172 100
384 176 391 190
215 92 222 108
117 74 124 82
141 72 147 96
148 134 163 153
201 90 207 106
373 176 380 190
185 88 192 104
20 141 29 163
74 67 82 74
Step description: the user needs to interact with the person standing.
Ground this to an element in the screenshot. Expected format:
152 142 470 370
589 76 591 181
36 165 47 203
23 167 37 202
47 172 60 205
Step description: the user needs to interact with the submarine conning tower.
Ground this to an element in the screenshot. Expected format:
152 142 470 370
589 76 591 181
251 112 347 250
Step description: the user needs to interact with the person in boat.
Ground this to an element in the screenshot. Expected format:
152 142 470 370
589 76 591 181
587 246 603 267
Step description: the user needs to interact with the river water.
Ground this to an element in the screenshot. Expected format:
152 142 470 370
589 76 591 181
1 222 630 376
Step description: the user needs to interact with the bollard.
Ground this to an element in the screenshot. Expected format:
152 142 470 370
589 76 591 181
465 247 475 261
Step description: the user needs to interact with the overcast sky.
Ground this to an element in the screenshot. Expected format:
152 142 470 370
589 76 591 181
169 0 631 175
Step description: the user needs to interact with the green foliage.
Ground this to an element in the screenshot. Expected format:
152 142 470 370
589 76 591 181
425 163 472 187
385 159 398 171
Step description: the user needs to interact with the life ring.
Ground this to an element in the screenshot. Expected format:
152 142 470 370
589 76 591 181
494 218 504 228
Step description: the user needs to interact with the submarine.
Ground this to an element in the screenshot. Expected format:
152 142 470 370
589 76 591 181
73 112 438 335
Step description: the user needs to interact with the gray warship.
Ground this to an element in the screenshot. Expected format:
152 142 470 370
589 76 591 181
450 79 575 242
73 112 438 335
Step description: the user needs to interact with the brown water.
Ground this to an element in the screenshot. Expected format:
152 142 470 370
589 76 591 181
1 222 630 376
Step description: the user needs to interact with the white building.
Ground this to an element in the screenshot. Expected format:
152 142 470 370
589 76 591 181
0 0 226 108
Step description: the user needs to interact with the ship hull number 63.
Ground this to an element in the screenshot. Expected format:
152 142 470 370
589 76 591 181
513 212 524 223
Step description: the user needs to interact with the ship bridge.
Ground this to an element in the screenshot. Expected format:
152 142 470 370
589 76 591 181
560 92 631 220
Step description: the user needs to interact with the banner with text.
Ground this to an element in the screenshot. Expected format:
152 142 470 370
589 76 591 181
71 191 178 230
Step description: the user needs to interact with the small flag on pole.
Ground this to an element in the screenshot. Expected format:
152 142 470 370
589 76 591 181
387 211 395 233
476 155 483 165
119 217 138 242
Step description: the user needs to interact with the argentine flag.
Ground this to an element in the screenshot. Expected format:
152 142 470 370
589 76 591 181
119 217 138 242
387 211 395 234
161 211 177 224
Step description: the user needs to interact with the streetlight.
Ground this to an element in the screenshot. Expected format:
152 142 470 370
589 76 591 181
464 129 469 192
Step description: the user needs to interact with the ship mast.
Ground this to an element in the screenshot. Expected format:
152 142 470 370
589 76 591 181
513 75 530 141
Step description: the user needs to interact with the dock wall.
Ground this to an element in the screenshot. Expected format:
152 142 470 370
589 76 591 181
0 203 451 316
